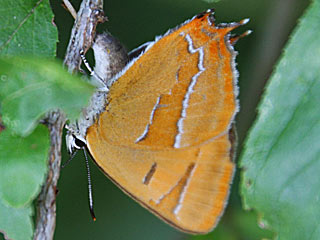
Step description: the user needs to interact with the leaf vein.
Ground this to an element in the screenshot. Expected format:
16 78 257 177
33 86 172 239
0 0 44 52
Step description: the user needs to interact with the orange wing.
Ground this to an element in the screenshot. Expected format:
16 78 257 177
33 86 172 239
86 10 246 234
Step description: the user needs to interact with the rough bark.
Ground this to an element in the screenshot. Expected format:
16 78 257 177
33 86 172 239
33 0 105 239
33 111 66 240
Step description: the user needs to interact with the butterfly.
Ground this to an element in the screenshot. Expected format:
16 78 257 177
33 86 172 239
66 9 250 234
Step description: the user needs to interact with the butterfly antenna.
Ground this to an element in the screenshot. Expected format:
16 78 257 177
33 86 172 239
79 50 107 91
83 147 96 221
80 50 94 74
62 150 78 168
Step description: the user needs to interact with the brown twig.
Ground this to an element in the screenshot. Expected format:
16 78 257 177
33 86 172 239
33 111 66 240
62 0 77 19
63 0 106 73
34 0 105 239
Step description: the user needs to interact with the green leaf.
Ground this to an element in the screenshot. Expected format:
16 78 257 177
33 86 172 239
0 0 57 56
188 207 273 240
0 198 33 240
0 125 49 207
0 57 95 136
240 0 320 239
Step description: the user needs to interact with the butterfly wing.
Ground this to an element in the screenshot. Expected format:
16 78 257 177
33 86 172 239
86 11 243 233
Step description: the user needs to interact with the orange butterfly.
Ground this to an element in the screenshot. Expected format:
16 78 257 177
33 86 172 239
66 9 249 234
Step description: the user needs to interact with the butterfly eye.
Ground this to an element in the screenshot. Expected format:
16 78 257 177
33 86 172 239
74 137 86 149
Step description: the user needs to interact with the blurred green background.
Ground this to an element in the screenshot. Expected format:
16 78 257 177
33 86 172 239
47 0 310 239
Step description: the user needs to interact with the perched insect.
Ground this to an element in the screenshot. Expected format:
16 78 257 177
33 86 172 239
66 9 250 234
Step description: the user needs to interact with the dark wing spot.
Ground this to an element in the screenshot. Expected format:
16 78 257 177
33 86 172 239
143 162 157 185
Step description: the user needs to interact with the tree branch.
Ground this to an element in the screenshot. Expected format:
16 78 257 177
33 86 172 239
33 111 66 240
63 0 105 73
34 1 105 239
62 0 77 19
